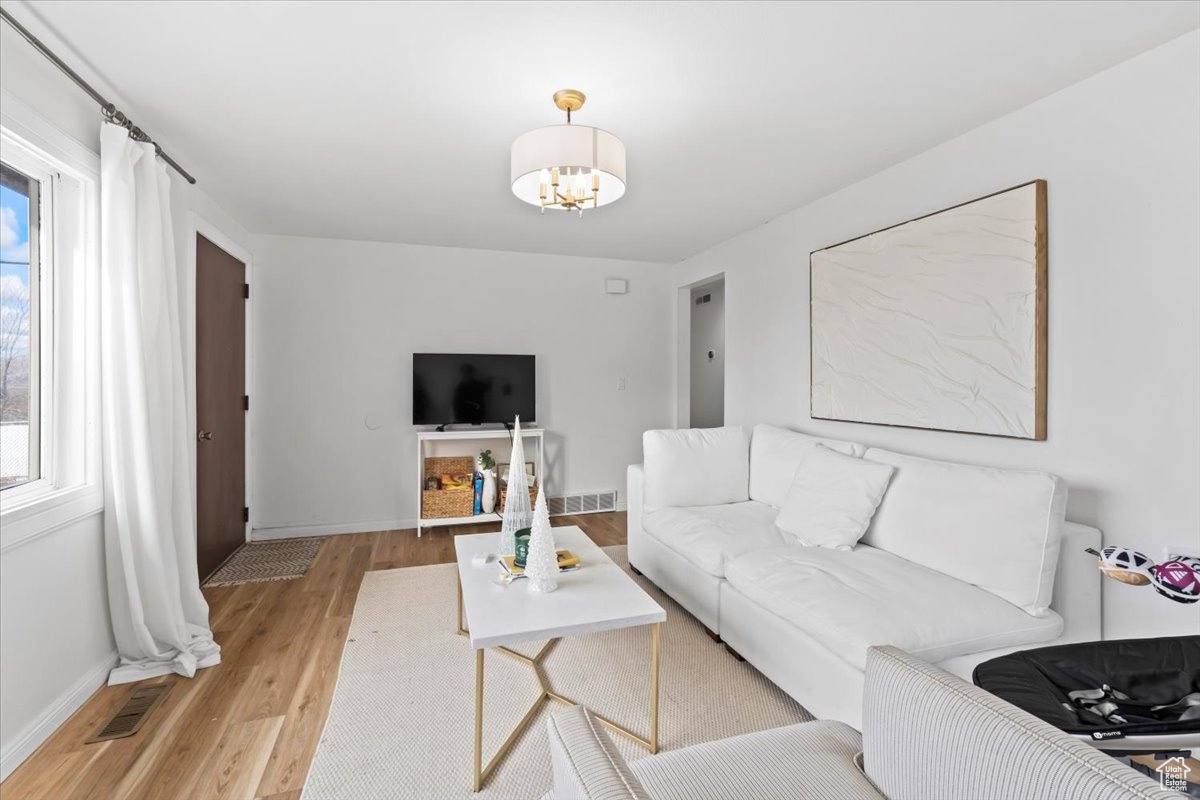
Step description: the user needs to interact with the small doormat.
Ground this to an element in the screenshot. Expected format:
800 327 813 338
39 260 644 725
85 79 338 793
203 537 325 587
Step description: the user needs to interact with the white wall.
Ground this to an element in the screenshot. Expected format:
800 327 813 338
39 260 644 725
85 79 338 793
0 517 113 776
674 30 1200 640
689 281 725 428
249 235 673 537
0 16 253 778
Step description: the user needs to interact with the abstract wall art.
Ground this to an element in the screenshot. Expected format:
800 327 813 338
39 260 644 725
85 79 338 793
810 180 1047 439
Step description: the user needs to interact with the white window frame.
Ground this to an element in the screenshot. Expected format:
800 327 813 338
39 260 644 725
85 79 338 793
0 91 101 551
1 149 53 499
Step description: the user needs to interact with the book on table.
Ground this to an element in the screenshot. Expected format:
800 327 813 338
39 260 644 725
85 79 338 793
500 550 581 578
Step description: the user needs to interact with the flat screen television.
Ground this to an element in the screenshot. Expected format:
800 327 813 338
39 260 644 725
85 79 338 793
412 353 535 426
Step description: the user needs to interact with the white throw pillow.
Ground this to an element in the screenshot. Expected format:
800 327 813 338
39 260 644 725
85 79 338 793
775 445 895 550
749 424 867 508
642 427 750 509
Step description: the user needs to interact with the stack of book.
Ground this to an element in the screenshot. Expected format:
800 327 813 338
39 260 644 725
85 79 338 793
500 550 581 580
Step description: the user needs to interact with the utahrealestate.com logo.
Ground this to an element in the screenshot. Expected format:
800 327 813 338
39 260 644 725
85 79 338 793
1156 756 1191 792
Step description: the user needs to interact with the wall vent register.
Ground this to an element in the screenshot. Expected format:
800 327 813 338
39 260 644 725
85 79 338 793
548 490 617 516
85 684 171 743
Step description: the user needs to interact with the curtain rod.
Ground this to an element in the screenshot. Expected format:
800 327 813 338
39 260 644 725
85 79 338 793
1 6 198 184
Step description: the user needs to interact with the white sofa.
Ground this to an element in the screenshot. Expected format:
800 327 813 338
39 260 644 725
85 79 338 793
627 424 1101 729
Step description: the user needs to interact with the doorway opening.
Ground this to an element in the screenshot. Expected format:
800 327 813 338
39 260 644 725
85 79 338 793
689 278 725 429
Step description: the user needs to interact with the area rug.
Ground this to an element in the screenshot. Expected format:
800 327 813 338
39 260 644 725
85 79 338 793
302 545 812 799
202 537 325 587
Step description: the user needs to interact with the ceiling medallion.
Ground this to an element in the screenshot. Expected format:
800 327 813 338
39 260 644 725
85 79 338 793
510 89 627 217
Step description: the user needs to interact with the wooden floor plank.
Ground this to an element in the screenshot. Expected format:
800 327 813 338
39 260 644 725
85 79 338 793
209 582 268 634
240 588 334 722
255 791 301 800
0 744 107 799
0 513 626 800
192 715 285 800
253 616 347 797
327 544 373 619
66 674 204 799
113 665 261 800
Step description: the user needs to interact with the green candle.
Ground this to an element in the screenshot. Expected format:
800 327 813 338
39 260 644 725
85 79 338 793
513 528 532 569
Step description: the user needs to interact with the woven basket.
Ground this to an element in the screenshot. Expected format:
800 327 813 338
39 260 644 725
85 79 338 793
422 456 476 519
499 483 538 511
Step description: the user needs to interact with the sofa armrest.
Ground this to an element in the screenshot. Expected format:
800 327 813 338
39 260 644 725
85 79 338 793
1053 522 1102 643
627 464 646 566
863 646 1174 800
546 705 652 800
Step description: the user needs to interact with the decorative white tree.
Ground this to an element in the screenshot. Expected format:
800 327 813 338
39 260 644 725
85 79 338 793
498 416 532 557
525 486 558 593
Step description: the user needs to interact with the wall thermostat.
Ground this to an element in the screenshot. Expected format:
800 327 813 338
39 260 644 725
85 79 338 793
605 278 628 294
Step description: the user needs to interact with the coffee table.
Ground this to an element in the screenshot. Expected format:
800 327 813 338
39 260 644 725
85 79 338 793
454 525 666 792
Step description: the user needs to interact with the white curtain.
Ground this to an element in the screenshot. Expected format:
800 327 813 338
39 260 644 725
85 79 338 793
100 122 220 685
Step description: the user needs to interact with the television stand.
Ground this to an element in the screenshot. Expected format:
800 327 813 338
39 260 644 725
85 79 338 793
415 427 545 537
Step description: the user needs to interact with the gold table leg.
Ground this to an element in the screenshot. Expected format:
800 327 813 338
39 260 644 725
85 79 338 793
460 583 662 791
457 574 466 636
650 621 660 754
473 647 484 793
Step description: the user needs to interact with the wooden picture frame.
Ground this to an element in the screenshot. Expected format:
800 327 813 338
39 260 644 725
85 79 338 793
810 180 1047 440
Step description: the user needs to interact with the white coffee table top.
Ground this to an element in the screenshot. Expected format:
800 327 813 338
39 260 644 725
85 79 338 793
454 525 666 649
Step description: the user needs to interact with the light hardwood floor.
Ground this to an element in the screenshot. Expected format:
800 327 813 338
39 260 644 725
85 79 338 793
0 512 628 800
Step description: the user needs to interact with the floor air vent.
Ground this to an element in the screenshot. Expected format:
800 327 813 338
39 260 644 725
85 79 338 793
86 683 171 743
547 490 617 516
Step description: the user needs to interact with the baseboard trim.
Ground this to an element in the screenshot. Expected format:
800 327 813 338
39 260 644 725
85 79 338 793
252 502 627 541
0 651 117 781
251 519 417 541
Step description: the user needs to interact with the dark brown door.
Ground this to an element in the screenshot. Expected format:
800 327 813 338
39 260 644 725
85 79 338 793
196 234 247 581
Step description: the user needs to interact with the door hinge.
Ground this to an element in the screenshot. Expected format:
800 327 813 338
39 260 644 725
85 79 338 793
243 395 249 411
243 283 249 299
243 506 250 523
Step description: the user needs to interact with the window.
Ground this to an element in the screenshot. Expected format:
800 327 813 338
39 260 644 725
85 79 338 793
0 161 42 490
0 113 99 542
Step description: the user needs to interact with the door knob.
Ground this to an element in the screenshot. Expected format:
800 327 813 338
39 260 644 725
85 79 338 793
198 430 214 441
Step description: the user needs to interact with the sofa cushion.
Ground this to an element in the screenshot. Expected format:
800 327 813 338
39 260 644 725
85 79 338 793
630 720 884 800
861 448 1067 616
643 427 750 509
724 545 1062 670
749 424 866 508
775 445 895 550
644 501 784 578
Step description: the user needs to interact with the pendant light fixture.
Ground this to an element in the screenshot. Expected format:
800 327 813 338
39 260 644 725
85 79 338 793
510 89 626 216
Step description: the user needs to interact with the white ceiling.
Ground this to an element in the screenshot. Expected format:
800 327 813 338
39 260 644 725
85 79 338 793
16 0 1200 262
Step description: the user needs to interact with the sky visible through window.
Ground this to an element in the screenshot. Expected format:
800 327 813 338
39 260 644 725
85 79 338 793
0 176 33 487
0 182 30 283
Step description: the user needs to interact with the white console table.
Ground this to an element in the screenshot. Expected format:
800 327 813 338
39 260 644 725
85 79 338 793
416 427 545 537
